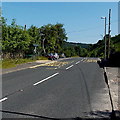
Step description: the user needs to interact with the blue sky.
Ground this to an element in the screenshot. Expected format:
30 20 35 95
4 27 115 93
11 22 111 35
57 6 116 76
2 2 118 44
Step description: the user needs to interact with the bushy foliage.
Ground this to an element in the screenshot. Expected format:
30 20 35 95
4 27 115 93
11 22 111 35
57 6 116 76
87 34 120 58
1 18 68 58
2 17 119 59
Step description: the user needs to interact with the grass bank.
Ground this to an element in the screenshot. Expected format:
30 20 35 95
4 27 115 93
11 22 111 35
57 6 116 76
1 56 48 69
71 56 80 58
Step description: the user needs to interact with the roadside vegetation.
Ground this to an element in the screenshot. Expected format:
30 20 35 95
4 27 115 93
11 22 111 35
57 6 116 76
87 34 120 58
1 56 48 69
1 58 35 69
1 17 120 68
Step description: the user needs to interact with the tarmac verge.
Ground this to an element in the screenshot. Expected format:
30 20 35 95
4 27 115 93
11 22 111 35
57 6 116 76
105 67 120 118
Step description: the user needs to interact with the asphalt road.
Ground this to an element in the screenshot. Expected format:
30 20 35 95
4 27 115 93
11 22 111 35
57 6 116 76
1 57 110 119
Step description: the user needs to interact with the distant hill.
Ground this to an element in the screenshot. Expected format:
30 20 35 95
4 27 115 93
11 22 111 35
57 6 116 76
62 34 120 59
64 41 90 48
87 34 120 58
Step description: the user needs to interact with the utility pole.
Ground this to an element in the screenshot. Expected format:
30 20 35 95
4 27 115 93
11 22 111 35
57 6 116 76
104 17 107 60
101 17 107 60
107 9 111 59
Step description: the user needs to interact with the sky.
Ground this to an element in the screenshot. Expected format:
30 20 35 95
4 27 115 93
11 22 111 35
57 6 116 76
2 2 118 44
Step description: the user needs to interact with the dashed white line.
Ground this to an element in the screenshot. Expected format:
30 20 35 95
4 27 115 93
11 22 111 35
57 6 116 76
81 59 84 62
75 61 80 64
0 97 8 102
33 73 59 86
66 65 74 70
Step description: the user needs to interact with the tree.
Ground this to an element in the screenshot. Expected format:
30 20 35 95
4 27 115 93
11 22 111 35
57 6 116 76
74 46 82 56
2 18 31 58
2 17 68 58
39 23 67 55
27 25 41 55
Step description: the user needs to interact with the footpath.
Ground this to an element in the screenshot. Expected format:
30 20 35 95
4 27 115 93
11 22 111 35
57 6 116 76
105 67 120 117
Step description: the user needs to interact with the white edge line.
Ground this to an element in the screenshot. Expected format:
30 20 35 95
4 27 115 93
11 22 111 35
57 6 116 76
33 73 59 86
104 67 106 72
66 65 74 70
0 97 8 102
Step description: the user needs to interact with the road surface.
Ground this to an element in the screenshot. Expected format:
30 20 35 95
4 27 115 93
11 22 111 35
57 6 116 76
1 57 111 119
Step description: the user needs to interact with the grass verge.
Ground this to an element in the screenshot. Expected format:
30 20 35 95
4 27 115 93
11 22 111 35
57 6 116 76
1 58 36 69
1 56 48 69
36 56 48 60
71 56 80 58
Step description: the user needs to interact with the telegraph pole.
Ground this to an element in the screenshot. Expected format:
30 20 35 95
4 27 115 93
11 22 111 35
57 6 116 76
104 17 107 60
101 17 107 60
107 9 111 59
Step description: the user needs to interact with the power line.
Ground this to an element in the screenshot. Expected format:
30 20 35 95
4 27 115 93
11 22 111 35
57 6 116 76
67 19 119 34
67 25 102 34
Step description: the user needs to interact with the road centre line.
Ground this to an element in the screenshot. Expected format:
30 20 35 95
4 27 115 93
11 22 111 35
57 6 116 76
66 65 74 70
75 61 80 64
33 73 59 86
0 97 8 103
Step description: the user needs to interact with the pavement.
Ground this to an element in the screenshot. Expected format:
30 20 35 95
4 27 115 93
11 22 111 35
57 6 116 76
105 67 120 112
0 57 116 119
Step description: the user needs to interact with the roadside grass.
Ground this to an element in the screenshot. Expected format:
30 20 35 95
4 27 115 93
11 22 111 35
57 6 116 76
36 56 48 60
1 58 35 69
1 56 48 69
71 55 80 58
0 60 2 69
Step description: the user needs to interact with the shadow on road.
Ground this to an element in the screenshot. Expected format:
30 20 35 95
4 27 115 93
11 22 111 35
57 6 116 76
97 60 120 68
1 110 120 120
97 52 120 68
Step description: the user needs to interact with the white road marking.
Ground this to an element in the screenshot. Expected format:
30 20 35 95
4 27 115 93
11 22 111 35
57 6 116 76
0 97 8 102
66 65 74 70
20 89 24 92
104 67 106 72
81 59 84 62
98 58 101 61
33 73 59 86
75 61 80 64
